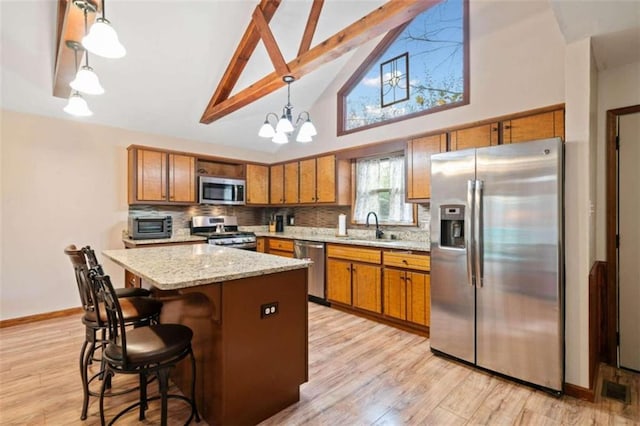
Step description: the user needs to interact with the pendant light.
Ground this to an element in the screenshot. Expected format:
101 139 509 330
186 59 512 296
64 91 93 117
81 0 126 59
68 40 104 95
258 76 317 144
64 40 93 117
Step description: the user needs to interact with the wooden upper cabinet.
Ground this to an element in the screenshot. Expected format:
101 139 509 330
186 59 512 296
246 164 269 205
406 133 446 201
316 155 337 203
503 109 565 144
129 147 196 205
134 148 167 202
270 164 284 204
168 153 196 203
450 123 499 151
283 161 299 204
299 158 317 203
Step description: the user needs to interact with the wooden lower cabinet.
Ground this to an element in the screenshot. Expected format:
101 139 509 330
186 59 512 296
384 268 430 326
327 258 381 313
267 238 294 258
125 269 142 289
326 245 382 314
326 244 430 333
406 271 430 326
352 263 382 313
383 268 406 319
256 237 266 253
326 258 352 305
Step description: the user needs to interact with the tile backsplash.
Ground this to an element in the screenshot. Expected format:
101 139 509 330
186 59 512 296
129 203 430 239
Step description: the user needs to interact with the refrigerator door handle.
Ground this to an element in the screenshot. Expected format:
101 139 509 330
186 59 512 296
466 180 476 287
474 180 484 287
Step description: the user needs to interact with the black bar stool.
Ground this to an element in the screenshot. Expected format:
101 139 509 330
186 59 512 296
90 270 200 425
64 245 163 420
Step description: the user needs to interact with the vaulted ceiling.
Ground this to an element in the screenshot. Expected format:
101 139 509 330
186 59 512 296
1 0 639 157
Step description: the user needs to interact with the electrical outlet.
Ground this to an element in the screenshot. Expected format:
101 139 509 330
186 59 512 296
260 302 278 318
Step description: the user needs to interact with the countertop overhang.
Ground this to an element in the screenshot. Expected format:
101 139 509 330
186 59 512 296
103 244 311 290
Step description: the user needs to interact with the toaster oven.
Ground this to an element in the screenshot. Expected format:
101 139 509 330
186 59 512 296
128 216 172 240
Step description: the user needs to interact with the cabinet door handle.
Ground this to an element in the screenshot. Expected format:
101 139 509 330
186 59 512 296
402 259 408 264
504 125 511 130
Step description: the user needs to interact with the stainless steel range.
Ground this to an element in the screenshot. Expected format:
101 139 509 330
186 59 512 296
191 215 257 250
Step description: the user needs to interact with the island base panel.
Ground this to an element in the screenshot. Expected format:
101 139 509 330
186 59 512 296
157 268 308 425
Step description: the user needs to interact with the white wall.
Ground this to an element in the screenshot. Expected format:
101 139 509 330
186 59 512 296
0 110 270 320
282 0 566 160
563 38 596 389
595 60 640 259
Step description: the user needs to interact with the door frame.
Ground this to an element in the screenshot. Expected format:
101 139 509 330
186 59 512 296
605 104 640 364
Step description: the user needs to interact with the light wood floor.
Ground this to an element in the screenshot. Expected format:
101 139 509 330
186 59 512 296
1 303 638 425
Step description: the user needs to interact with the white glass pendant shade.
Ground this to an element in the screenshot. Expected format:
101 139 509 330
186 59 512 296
64 92 93 117
295 132 312 143
82 18 126 59
272 131 289 144
276 115 294 133
297 120 317 139
258 121 276 138
70 65 104 95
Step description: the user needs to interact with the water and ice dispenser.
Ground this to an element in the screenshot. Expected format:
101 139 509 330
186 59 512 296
440 205 465 248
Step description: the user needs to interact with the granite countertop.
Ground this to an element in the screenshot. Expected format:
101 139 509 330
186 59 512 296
122 234 207 246
103 244 312 290
254 230 430 252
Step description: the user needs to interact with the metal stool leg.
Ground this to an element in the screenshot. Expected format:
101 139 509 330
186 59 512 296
190 349 201 422
79 338 90 420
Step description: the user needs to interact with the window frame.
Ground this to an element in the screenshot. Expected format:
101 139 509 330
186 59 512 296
337 0 470 136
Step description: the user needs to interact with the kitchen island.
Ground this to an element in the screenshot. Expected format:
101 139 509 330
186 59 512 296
103 244 311 425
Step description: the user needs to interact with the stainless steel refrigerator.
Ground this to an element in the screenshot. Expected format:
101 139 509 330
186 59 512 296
430 137 564 394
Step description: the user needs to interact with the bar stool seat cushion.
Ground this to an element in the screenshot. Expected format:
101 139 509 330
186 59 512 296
105 324 193 367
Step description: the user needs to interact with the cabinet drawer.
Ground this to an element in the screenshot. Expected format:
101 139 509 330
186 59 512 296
269 249 294 258
269 238 294 252
327 245 381 264
383 251 430 271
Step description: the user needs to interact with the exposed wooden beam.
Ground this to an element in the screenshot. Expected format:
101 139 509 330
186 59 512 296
200 0 438 124
204 0 281 112
252 5 290 77
297 0 324 57
53 0 99 98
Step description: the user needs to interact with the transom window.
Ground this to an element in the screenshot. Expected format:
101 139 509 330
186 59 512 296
352 153 414 225
339 0 468 135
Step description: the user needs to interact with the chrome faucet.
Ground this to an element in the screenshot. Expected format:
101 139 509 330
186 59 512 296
366 211 384 239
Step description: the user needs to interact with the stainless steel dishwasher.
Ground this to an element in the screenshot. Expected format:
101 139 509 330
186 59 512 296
294 240 328 305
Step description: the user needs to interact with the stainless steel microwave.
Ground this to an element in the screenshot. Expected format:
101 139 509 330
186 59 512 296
199 176 245 205
128 216 172 240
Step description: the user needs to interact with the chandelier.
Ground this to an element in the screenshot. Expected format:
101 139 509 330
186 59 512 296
258 76 317 144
